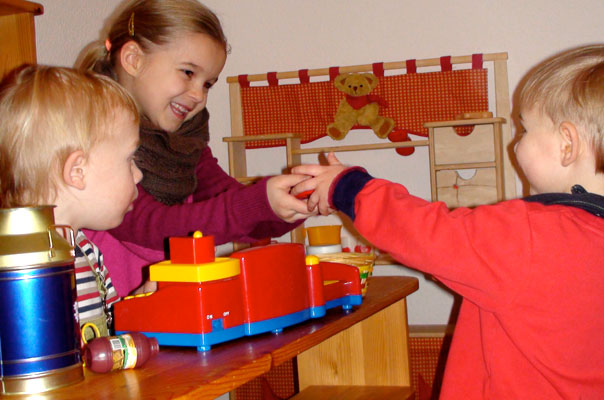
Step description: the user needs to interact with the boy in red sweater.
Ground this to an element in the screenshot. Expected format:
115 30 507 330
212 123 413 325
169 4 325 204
292 45 604 399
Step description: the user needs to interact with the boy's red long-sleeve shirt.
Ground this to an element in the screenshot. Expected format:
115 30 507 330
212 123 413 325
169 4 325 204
334 175 604 399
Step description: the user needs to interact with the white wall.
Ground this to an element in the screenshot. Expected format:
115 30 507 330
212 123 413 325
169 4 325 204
35 0 604 327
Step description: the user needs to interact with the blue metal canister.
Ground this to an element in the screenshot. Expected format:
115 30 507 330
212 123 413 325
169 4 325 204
0 206 83 395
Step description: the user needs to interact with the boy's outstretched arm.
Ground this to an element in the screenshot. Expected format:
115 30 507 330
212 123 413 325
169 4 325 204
291 152 348 215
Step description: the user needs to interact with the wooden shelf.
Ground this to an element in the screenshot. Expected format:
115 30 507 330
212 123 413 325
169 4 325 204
291 385 414 400
234 176 263 184
427 117 506 205
7 277 418 400
375 253 398 265
0 0 43 16
424 116 505 128
292 140 428 155
222 132 299 142
434 161 497 171
222 132 427 155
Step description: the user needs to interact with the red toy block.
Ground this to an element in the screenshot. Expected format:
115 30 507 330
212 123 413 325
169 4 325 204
231 243 310 323
169 231 215 264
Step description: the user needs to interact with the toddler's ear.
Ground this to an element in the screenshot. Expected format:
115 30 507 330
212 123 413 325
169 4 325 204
559 121 580 167
120 40 144 77
63 150 87 190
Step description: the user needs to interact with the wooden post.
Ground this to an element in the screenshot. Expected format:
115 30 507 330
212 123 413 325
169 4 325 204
287 136 305 244
227 82 247 179
0 0 43 80
493 121 505 201
494 57 517 199
428 127 438 202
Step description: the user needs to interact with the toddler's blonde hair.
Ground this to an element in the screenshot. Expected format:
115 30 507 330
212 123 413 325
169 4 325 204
77 0 228 79
0 65 139 207
519 44 604 173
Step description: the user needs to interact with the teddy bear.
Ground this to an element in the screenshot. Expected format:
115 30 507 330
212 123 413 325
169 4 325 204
327 72 395 140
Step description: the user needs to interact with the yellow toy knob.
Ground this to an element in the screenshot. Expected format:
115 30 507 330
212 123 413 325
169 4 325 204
193 231 203 238
305 255 320 265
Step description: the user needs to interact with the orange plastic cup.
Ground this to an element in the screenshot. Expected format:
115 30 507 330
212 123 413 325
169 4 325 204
305 225 342 246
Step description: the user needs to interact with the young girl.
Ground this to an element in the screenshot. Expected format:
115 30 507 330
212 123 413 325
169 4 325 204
0 65 142 340
77 0 314 295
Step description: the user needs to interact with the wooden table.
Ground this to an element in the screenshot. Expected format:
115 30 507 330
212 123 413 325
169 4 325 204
13 276 418 399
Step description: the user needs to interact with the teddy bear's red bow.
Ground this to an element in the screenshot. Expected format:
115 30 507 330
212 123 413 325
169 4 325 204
345 94 388 110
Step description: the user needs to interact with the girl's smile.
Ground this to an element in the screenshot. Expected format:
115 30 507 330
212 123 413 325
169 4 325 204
170 102 192 121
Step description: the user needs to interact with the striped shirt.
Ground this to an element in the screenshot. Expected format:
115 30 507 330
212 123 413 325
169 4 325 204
75 230 120 331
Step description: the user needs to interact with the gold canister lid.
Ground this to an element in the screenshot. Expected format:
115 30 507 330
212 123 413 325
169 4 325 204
0 206 75 269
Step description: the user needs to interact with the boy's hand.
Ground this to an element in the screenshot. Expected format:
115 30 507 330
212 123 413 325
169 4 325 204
266 174 318 222
291 152 347 216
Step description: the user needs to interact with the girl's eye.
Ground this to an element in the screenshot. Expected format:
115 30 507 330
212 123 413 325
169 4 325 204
204 81 215 90
182 69 194 78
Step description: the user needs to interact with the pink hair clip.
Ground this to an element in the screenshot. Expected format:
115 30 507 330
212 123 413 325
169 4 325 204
104 38 112 53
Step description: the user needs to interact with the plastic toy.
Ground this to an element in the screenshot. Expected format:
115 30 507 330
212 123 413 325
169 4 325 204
83 332 159 373
113 231 362 351
327 72 394 140
295 189 314 199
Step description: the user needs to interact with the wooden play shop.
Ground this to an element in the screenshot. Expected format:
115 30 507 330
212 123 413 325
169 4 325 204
224 51 516 248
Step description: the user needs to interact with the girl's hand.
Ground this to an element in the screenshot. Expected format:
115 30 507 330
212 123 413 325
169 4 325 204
291 152 346 216
266 174 318 222
132 280 157 295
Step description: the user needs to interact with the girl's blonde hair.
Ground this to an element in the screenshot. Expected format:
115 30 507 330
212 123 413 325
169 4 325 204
76 0 228 79
0 65 139 207
519 44 604 173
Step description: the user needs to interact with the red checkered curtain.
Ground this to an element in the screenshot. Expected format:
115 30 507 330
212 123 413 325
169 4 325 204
238 59 488 149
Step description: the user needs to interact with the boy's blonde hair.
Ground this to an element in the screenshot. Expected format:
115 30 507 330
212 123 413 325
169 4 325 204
0 65 139 207
519 44 604 173
77 0 228 79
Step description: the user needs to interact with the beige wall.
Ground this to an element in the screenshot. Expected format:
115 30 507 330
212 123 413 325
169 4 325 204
34 0 604 325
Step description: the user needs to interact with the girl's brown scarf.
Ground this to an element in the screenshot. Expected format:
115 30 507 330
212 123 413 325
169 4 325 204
134 109 209 205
